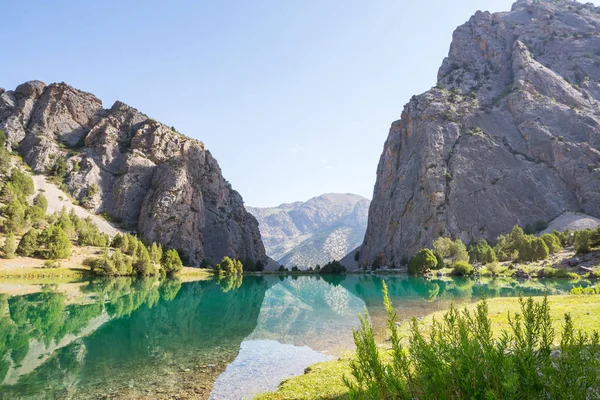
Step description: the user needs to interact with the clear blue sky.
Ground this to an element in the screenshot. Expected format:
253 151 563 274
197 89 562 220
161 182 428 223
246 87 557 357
2 0 520 207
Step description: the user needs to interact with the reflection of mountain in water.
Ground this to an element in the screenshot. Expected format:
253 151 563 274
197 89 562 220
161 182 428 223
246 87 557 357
0 276 277 399
247 276 365 353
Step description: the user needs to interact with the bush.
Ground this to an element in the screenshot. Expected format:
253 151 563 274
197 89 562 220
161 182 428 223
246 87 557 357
215 256 242 275
541 233 562 254
133 245 157 276
17 229 39 257
433 237 469 263
39 225 71 259
319 260 347 274
8 169 34 198
344 285 600 399
33 193 48 212
468 239 496 264
76 217 109 247
408 249 437 275
25 205 47 226
0 148 11 175
277 265 286 272
2 199 26 232
161 249 183 275
451 260 474 276
2 233 17 259
518 235 549 262
575 229 592 254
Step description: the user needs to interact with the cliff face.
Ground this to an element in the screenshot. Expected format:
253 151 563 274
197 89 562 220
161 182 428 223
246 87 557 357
0 81 266 266
247 193 370 268
361 0 600 267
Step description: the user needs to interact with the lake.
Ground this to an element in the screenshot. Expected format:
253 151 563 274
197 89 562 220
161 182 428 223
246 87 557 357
0 274 589 399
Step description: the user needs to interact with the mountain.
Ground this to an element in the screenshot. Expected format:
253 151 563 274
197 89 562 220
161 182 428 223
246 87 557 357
0 81 266 266
247 193 370 268
360 0 600 267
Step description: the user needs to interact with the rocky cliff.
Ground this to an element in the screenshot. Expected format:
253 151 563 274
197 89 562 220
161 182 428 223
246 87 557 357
248 193 369 268
361 0 600 267
0 81 266 266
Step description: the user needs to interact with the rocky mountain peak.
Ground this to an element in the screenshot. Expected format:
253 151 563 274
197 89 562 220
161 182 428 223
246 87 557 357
0 81 266 266
360 0 600 267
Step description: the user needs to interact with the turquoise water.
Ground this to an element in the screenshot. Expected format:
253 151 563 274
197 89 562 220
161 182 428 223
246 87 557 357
0 275 590 399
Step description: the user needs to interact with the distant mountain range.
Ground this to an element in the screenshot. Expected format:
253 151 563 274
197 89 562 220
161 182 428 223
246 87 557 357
247 193 370 269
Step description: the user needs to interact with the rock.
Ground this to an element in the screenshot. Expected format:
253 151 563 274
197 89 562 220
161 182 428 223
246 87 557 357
360 0 600 266
247 193 370 269
0 81 267 266
568 258 581 267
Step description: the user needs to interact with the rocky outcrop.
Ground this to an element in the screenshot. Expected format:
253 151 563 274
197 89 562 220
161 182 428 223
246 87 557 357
248 193 369 268
361 0 600 267
0 81 266 266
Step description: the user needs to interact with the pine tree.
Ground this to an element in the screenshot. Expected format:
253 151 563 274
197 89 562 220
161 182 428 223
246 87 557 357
161 249 183 275
40 225 71 259
149 242 163 264
33 192 48 212
3 233 17 259
134 244 156 276
17 229 39 257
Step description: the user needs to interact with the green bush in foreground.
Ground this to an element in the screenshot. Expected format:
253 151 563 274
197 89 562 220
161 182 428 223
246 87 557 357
344 283 600 399
450 260 473 276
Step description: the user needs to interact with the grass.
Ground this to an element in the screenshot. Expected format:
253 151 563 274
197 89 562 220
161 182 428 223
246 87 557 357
0 266 90 279
176 266 213 280
256 294 600 400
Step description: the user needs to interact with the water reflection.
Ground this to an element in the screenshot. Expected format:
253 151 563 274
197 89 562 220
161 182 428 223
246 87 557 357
0 274 591 399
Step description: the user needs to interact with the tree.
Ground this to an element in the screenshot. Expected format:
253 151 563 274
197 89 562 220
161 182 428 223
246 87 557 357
54 207 74 237
518 236 549 262
2 199 26 232
17 229 39 257
319 260 346 274
161 249 183 275
3 233 17 259
451 261 473 276
0 148 10 175
133 244 156 276
254 260 264 272
354 251 360 262
112 249 133 275
33 193 48 212
149 242 163 264
9 169 34 198
408 249 437 275
541 233 562 254
433 237 469 263
39 225 71 259
574 229 592 254
111 233 124 249
26 205 47 227
468 240 496 264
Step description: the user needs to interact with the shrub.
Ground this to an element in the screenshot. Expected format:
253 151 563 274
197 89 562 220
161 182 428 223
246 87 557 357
344 286 600 399
215 256 242 275
277 265 286 272
33 193 48 212
9 169 34 198
408 249 437 275
433 237 469 263
39 225 71 259
0 148 11 175
161 249 183 275
518 235 549 262
133 245 157 276
468 239 496 264
319 260 347 274
2 233 17 259
575 229 592 254
17 229 39 257
291 266 299 272
76 217 109 247
25 205 47 226
2 199 26 232
541 233 562 254
451 260 474 276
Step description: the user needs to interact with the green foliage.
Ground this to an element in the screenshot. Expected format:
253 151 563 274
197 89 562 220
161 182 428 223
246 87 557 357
85 249 134 276
468 239 496 264
0 129 6 147
354 251 360 262
433 237 469 263
494 225 525 261
319 260 347 274
571 284 600 295
149 242 163 264
25 205 46 227
75 217 109 247
39 225 71 259
541 233 562 254
277 265 286 272
53 207 74 238
17 229 39 257
574 229 593 254
2 199 26 232
344 287 600 399
518 235 549 262
111 233 124 249
215 256 243 275
33 193 48 212
2 233 17 259
451 260 474 276
408 249 437 275
133 244 157 276
50 158 68 180
161 249 183 275
0 147 11 175
591 226 600 248
8 169 34 198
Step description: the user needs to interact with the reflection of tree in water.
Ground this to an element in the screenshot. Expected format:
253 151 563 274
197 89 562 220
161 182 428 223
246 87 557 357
218 274 243 292
0 277 184 393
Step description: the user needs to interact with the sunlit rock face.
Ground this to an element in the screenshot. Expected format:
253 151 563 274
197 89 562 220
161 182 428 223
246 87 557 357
0 82 267 266
361 0 600 267
248 193 370 269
